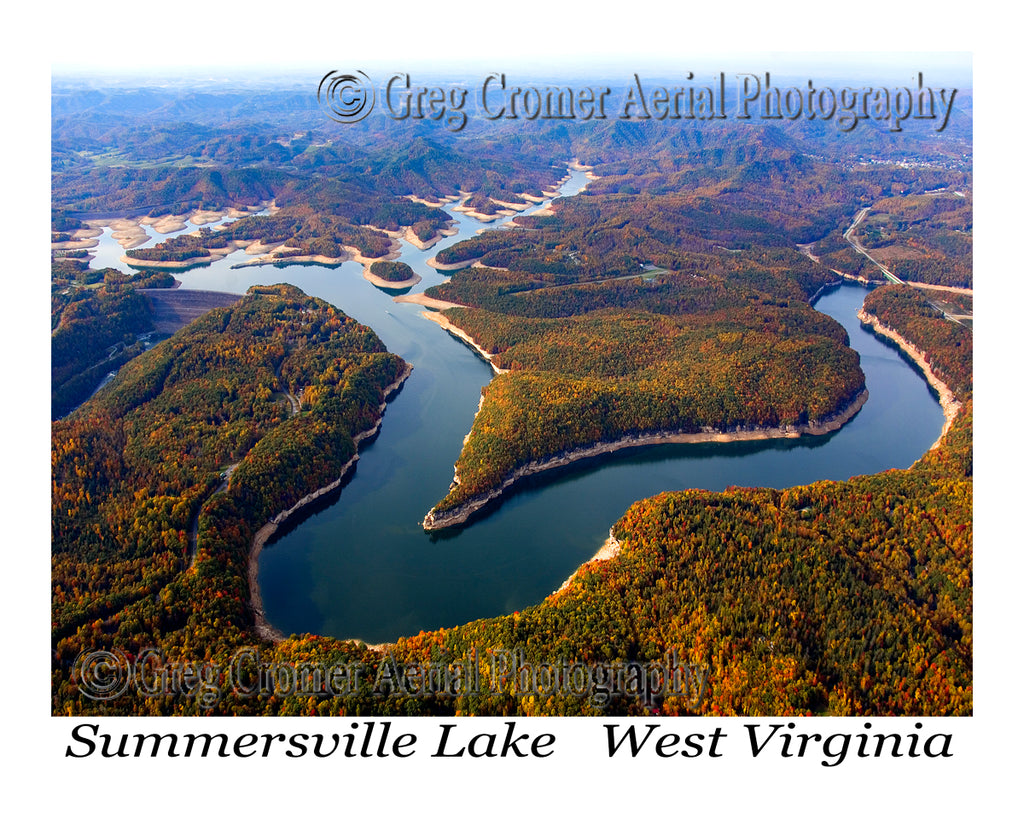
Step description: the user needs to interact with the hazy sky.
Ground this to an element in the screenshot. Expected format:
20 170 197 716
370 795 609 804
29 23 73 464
48 3 972 87
52 55 972 90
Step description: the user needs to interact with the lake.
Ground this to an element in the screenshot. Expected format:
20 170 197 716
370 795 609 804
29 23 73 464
86 170 945 643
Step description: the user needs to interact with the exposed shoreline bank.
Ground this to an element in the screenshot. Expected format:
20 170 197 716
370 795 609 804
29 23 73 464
78 203 269 254
427 255 482 271
377 223 460 251
422 388 869 531
248 363 414 642
418 311 508 374
392 292 463 310
553 529 621 595
123 240 252 269
362 268 422 290
229 241 402 271
857 307 961 448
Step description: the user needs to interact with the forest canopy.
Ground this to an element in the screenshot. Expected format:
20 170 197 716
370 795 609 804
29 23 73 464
50 79 972 717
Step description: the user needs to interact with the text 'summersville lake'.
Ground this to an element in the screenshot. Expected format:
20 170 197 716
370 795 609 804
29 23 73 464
90 169 945 644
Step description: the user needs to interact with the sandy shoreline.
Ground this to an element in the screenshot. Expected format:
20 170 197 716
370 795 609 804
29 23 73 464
349 242 420 287
230 240 402 271
52 225 104 251
554 529 621 595
241 240 281 256
85 218 150 250
418 311 508 374
375 223 459 251
857 307 962 448
490 198 531 212
423 388 870 530
248 363 414 643
451 203 513 222
404 225 459 250
417 169 589 267
344 243 402 266
568 158 600 182
52 237 100 251
73 226 104 239
362 268 422 289
406 193 460 208
140 203 263 234
392 292 463 310
55 203 267 259
142 214 190 234
444 173 582 225
122 240 253 269
81 202 270 253
232 251 346 269
427 255 482 271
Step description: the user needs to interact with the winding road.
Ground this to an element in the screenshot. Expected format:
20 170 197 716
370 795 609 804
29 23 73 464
842 206 972 330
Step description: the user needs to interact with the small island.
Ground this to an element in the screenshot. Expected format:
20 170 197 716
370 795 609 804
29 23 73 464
363 260 421 289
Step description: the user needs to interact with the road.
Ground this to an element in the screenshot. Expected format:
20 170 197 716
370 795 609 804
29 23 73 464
843 207 904 286
842 207 971 330
186 463 239 570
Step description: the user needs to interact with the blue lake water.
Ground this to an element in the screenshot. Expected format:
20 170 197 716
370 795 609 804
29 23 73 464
86 170 945 643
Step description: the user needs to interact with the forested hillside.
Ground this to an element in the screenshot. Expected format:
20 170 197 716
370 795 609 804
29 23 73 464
261 285 973 717
422 179 878 523
51 80 972 717
52 286 408 713
51 265 176 418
